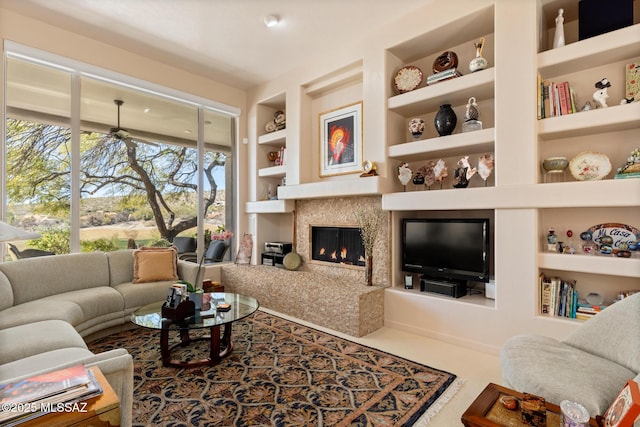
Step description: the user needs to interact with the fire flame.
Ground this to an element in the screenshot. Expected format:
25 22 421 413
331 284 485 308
340 247 347 259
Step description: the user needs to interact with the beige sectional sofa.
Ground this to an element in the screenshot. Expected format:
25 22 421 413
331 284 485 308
0 249 199 427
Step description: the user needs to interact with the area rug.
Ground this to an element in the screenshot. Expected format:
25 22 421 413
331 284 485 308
89 310 459 426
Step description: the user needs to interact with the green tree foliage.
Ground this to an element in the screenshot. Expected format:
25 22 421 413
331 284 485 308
28 228 71 254
6 118 225 242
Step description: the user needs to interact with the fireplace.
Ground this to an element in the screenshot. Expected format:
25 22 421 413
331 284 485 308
311 226 365 266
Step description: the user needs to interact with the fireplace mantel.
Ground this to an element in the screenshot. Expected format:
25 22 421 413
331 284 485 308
277 176 388 200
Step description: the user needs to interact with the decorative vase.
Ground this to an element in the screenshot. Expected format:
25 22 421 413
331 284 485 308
434 104 457 136
365 255 373 286
469 38 488 72
188 291 203 310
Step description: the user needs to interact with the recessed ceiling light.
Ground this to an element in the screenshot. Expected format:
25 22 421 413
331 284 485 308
184 129 192 134
143 108 151 113
264 15 279 28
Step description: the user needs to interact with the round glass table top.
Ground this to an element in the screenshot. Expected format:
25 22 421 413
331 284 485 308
131 292 259 331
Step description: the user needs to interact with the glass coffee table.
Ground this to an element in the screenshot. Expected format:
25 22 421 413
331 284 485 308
131 292 259 368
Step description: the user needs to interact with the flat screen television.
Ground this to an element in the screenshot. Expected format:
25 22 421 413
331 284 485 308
402 218 490 283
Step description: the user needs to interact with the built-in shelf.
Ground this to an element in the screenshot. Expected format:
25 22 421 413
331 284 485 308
258 129 286 146
245 199 295 214
388 128 495 160
386 287 496 309
382 179 640 211
387 68 495 117
539 252 640 278
278 176 385 200
537 24 640 77
537 102 640 140
258 165 286 178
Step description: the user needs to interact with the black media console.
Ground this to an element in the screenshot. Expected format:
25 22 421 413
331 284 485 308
420 276 467 298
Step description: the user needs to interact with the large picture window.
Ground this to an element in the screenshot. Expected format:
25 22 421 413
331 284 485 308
3 51 237 261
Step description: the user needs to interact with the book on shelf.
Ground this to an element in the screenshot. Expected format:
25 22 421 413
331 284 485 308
0 365 103 424
539 80 575 118
539 274 582 319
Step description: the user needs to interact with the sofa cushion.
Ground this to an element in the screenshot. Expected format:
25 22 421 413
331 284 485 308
0 300 84 331
132 247 178 283
501 334 635 416
0 272 13 311
106 249 135 287
113 280 177 312
0 252 110 305
0 320 88 365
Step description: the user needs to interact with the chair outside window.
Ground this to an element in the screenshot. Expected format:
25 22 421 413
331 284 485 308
179 240 229 264
8 243 55 259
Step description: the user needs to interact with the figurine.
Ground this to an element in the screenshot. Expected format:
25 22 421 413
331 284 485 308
478 154 494 185
553 8 565 49
420 161 436 190
452 156 477 188
412 171 425 190
463 97 482 132
398 162 412 190
581 101 593 112
433 159 448 189
546 227 558 252
593 78 611 108
408 117 426 140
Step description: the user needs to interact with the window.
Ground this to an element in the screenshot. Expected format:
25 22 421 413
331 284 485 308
3 50 237 261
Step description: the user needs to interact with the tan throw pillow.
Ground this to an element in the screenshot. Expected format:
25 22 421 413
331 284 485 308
132 247 178 284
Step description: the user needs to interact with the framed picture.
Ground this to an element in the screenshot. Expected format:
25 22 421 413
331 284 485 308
603 379 640 427
319 101 363 177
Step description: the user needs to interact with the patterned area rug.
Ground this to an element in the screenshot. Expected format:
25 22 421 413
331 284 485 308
89 310 458 426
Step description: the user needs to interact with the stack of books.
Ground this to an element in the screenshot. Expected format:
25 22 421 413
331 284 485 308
0 364 103 425
427 68 463 85
537 75 577 119
540 274 609 320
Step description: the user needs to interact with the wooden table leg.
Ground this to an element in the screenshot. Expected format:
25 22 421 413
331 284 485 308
210 325 221 365
160 329 170 367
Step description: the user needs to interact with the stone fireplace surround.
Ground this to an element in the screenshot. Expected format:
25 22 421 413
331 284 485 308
220 195 390 337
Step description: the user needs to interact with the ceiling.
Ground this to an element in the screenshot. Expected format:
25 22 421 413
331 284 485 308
1 0 433 90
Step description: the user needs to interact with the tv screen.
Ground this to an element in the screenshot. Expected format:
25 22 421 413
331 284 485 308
402 218 490 283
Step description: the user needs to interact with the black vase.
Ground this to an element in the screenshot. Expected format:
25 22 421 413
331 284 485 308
434 104 457 136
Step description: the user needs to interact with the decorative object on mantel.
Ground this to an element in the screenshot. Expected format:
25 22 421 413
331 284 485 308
615 147 640 179
462 97 482 133
593 78 611 108
393 65 423 94
469 38 488 72
397 162 412 191
452 156 477 188
408 117 425 140
477 154 494 185
433 159 448 189
569 151 611 181
553 8 565 49
354 205 382 286
360 159 377 177
434 104 457 136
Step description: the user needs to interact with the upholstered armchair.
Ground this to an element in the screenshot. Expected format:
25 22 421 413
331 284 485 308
500 292 640 421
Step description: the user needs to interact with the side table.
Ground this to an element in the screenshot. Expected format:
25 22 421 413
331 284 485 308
461 383 601 427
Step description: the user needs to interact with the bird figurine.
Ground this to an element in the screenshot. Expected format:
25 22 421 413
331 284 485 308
593 78 611 108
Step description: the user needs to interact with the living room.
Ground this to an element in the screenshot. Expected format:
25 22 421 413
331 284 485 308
0 0 639 426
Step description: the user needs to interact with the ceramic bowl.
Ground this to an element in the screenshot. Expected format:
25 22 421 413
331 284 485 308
542 157 569 172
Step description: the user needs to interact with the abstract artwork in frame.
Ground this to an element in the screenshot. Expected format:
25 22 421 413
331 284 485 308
319 101 363 177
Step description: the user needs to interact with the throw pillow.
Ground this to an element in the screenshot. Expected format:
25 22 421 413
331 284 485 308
133 246 178 283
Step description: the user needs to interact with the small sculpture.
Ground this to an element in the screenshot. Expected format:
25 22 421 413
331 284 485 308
433 51 458 73
581 101 593 112
478 154 494 185
398 162 412 190
452 156 477 188
420 161 436 190
412 171 425 190
408 117 426 140
553 8 565 49
463 97 482 133
593 78 611 108
433 159 448 189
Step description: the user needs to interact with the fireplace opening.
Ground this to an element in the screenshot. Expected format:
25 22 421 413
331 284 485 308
311 226 365 266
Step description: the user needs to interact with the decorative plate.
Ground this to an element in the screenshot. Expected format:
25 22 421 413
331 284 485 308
569 151 611 181
587 223 639 254
393 66 423 94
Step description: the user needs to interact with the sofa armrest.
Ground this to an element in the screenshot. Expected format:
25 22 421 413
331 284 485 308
177 259 201 285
